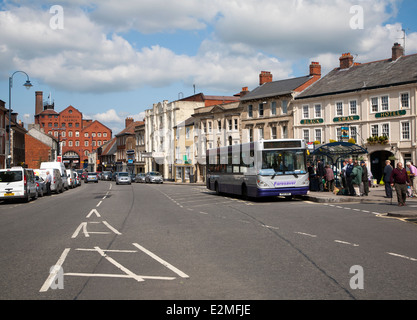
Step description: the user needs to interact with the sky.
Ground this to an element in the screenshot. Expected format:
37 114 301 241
1 0 417 135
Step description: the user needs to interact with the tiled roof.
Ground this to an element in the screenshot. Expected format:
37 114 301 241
115 121 144 136
240 76 313 101
296 53 417 100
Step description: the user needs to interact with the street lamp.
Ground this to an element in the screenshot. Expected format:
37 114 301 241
7 71 33 168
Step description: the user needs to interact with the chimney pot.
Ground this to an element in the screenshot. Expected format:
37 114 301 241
125 117 134 128
309 62 321 77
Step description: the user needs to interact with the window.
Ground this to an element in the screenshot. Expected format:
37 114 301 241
234 119 238 130
400 93 410 109
349 100 357 115
282 125 288 139
258 127 264 140
48 123 52 127
61 141 66 147
84 132 88 137
371 125 379 137
85 141 89 147
381 123 390 138
186 127 190 139
336 128 342 141
350 126 358 143
271 127 277 139
249 128 253 142
371 97 379 113
103 133 107 137
68 141 73 147
271 102 277 115
98 133 101 137
75 123 79 127
303 105 309 119
248 105 253 118
62 131 66 137
381 96 389 111
54 123 58 127
336 102 343 116
281 100 288 114
401 121 410 140
75 131 79 137
228 119 232 131
259 103 264 117
68 131 73 137
217 120 221 132
68 123 73 127
315 129 322 143
208 121 212 133
303 129 310 142
314 104 321 118
75 141 80 146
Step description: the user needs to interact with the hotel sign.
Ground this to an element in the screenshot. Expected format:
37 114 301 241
300 119 324 125
333 115 360 123
375 110 406 118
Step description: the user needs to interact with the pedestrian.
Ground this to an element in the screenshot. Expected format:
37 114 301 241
45 170 52 195
316 159 326 192
351 160 363 197
360 161 369 196
383 160 393 198
340 160 348 190
324 165 335 192
345 158 355 196
390 162 411 206
307 162 316 191
406 162 417 197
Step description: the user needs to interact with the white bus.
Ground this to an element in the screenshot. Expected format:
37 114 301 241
206 139 309 198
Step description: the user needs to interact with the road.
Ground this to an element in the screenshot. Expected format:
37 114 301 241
1 181 416 302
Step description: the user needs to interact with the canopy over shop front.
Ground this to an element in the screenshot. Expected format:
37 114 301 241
311 142 368 164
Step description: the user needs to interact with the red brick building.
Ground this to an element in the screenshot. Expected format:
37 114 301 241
34 91 112 169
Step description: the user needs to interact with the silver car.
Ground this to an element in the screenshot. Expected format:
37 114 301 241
145 171 163 184
135 173 146 183
85 172 99 183
116 172 131 185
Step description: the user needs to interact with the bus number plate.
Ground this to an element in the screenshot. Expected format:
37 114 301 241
280 193 291 196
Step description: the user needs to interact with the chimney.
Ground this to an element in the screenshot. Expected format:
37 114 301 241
35 91 43 115
309 62 321 78
259 71 273 85
240 87 249 98
339 53 354 69
392 42 404 61
125 117 134 128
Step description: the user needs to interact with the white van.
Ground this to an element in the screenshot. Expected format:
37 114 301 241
66 169 76 188
40 162 69 190
0 167 38 202
34 169 64 194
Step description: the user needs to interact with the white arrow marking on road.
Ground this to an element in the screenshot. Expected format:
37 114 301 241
72 222 89 238
86 209 101 218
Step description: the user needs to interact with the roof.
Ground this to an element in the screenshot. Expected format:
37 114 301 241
312 142 368 162
240 76 313 101
100 137 117 155
296 53 417 100
115 121 144 137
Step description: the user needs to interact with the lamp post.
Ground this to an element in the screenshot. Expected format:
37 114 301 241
7 71 33 168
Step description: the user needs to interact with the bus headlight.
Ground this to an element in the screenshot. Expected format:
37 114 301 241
257 180 268 188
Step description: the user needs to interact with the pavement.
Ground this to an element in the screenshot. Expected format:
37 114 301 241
164 181 417 218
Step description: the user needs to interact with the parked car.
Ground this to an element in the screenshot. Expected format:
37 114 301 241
35 168 64 194
135 173 146 183
102 171 112 181
145 171 163 184
130 174 136 183
40 162 69 190
35 175 47 197
73 172 81 187
85 172 99 183
116 172 131 185
0 167 38 202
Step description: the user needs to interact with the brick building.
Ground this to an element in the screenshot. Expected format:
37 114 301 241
34 91 112 168
0 100 6 168
25 125 59 169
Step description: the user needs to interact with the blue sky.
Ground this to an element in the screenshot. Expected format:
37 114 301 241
1 0 417 135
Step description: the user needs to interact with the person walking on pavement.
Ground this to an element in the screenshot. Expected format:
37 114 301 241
340 160 348 190
351 160 363 197
390 162 410 206
345 158 355 196
406 162 417 197
384 160 393 198
324 165 335 192
360 161 369 196
45 170 52 196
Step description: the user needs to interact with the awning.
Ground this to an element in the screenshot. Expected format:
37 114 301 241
311 142 368 163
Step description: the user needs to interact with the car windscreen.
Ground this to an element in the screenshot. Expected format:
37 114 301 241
118 172 129 177
149 172 161 176
88 173 97 176
0 171 23 182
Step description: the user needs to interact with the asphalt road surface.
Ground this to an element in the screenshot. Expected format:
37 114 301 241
1 181 416 303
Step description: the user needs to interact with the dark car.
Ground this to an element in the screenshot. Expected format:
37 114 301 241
102 171 112 181
35 175 47 197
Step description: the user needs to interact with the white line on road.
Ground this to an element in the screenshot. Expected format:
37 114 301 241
387 252 417 262
102 221 122 235
72 222 89 238
96 201 102 207
86 208 101 218
132 243 189 279
334 240 359 247
295 232 317 238
64 273 176 280
39 248 70 292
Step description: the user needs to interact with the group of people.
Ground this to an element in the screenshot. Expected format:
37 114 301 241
340 158 372 197
383 160 417 206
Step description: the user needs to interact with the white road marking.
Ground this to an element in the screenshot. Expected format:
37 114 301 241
64 273 176 280
334 240 359 247
102 221 122 235
72 222 89 238
387 252 417 262
86 208 101 218
95 246 144 282
39 248 70 292
132 243 189 279
295 232 317 238
96 201 102 207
